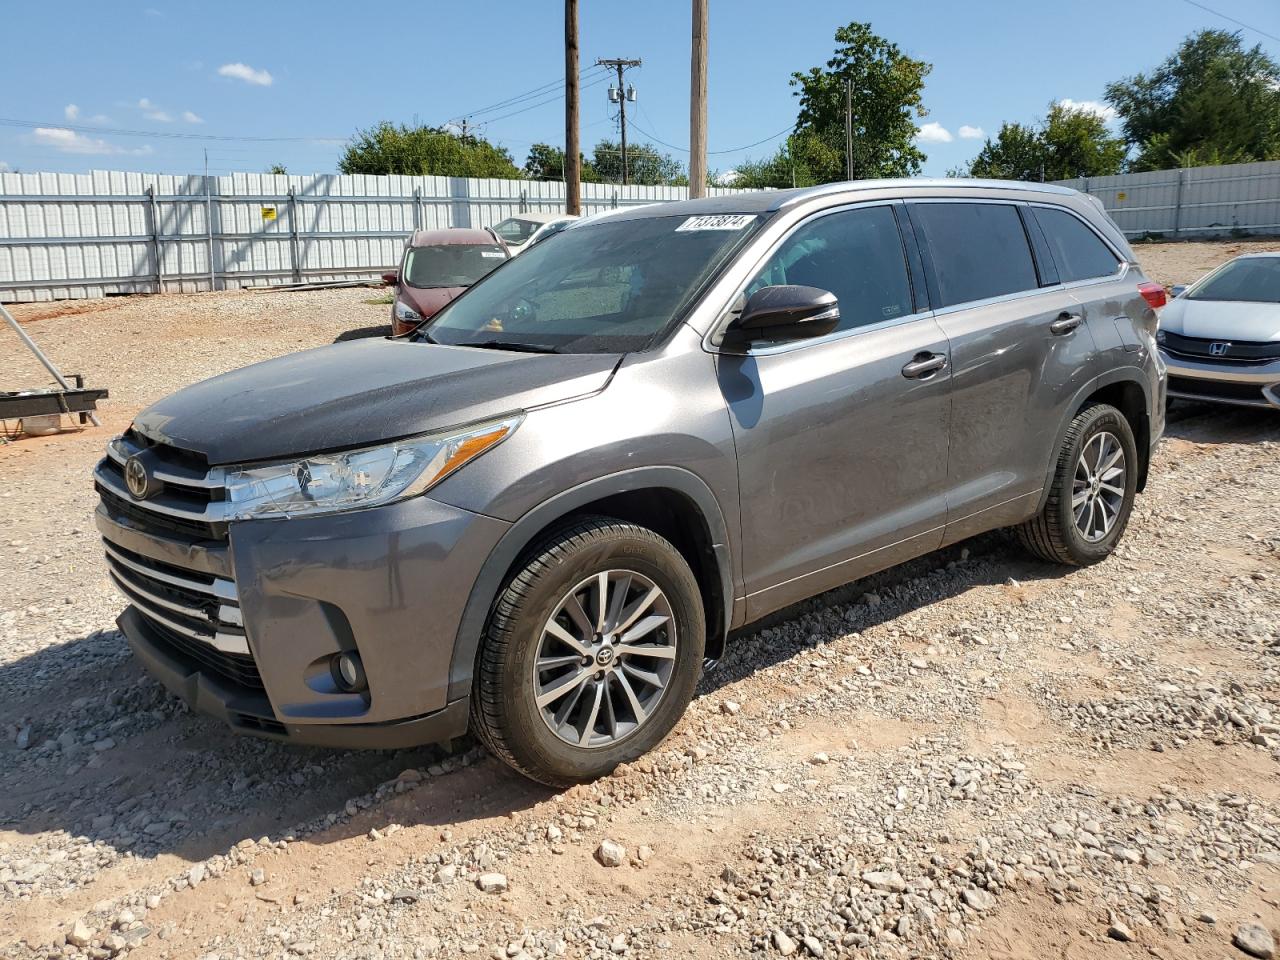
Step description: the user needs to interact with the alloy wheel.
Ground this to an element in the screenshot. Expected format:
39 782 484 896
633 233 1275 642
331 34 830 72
533 569 677 748
1072 431 1127 543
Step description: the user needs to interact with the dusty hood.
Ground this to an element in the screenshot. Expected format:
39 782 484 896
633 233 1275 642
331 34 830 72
1159 298 1280 342
132 338 620 464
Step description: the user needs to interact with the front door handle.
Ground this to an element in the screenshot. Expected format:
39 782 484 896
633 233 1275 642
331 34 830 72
1050 312 1083 336
901 352 948 379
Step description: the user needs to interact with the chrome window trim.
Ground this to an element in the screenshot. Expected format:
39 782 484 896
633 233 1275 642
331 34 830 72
1026 201 1128 280
698 198 919 355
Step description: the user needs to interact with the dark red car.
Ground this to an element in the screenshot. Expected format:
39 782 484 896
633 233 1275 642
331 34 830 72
384 229 508 335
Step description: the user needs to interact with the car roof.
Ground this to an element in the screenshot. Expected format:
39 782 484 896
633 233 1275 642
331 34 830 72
1228 251 1280 260
407 228 500 247
602 178 1082 220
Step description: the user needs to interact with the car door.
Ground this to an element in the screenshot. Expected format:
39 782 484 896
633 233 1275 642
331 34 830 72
905 200 1099 543
716 202 953 620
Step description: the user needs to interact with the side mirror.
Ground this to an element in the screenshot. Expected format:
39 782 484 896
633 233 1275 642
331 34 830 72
722 285 840 348
382 271 398 286
1170 284 1187 298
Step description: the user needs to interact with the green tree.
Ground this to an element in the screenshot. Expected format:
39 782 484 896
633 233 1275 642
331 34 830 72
1104 29 1280 170
339 122 520 178
590 140 684 186
789 21 932 182
265 163 288 175
728 131 832 189
967 103 1125 181
522 143 601 182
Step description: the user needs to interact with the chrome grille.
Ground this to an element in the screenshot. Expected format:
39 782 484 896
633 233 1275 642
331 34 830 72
95 431 230 540
104 541 248 656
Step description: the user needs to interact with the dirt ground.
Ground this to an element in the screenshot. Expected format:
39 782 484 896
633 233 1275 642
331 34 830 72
0 241 1278 960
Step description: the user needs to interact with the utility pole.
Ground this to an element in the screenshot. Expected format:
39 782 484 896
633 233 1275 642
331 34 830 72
688 0 708 198
598 57 642 184
565 0 581 214
844 78 854 181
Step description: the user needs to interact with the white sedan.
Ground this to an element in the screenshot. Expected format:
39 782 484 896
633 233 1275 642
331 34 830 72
1157 252 1280 410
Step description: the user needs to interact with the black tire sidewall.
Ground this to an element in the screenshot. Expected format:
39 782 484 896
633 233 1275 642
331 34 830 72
1053 405 1139 564
485 523 705 784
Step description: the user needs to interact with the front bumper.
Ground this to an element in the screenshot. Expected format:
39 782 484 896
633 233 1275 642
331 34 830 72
97 487 509 749
1159 348 1280 410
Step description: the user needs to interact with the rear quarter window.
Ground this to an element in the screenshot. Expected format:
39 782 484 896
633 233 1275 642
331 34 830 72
1032 206 1120 283
911 202 1038 308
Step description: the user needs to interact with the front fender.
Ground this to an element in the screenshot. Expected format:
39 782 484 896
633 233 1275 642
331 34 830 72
444 466 735 704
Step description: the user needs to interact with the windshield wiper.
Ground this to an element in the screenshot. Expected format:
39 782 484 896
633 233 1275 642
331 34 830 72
460 339 561 354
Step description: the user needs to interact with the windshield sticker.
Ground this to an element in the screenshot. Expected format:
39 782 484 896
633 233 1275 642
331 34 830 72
675 214 754 232
480 251 505 258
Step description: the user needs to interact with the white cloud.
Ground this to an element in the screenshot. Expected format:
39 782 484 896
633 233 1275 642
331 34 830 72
958 124 985 140
29 127 152 156
1058 99 1118 122
182 110 204 124
0 161 10 172
138 97 172 122
218 62 273 86
916 122 954 144
64 104 80 121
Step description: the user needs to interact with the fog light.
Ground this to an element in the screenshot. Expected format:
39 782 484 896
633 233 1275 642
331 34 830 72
331 651 367 693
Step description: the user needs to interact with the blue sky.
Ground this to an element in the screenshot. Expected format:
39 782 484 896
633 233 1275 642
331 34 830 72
1 0 1276 179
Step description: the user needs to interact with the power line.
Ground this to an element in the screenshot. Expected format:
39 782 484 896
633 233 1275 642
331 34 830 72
629 118 795 156
1178 0 1280 43
0 117 344 143
454 66 608 123
481 73 611 126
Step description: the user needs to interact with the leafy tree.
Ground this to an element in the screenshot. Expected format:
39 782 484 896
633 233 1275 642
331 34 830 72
522 143 601 183
728 131 832 189
1104 29 1280 170
590 140 684 186
265 163 287 175
789 21 932 182
967 103 1125 181
339 122 520 178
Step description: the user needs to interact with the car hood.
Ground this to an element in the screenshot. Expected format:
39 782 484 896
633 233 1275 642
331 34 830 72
400 284 465 318
132 338 621 464
1159 298 1280 341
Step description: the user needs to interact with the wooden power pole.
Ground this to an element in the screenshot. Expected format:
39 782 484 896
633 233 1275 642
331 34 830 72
597 58 642 184
689 0 708 198
565 0 581 215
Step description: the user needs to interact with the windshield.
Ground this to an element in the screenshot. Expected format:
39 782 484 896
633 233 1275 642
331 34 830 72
403 244 506 289
492 217 541 245
421 213 763 354
1188 257 1280 304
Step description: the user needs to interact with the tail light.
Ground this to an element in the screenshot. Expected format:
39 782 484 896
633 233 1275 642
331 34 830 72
1138 282 1167 310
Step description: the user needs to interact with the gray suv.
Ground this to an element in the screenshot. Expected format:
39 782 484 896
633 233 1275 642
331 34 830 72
94 180 1166 786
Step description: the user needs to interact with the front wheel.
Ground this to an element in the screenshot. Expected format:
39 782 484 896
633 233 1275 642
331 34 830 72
471 517 705 787
1017 403 1139 566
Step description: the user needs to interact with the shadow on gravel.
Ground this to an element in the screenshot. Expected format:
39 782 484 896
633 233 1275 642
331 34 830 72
0 628 545 873
333 325 388 342
1163 399 1280 444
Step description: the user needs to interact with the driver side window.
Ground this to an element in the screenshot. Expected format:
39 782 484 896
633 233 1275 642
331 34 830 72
746 206 914 334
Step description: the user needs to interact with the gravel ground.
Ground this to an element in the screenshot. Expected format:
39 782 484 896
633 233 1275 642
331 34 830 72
1 243 1278 960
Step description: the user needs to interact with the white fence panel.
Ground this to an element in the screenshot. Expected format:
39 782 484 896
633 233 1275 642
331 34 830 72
0 169 755 301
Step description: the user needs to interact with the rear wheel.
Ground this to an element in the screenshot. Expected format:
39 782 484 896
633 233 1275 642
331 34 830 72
1018 403 1138 566
471 517 705 787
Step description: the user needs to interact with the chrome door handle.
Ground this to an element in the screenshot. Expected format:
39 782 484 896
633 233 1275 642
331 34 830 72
1050 312 1083 335
901 352 948 379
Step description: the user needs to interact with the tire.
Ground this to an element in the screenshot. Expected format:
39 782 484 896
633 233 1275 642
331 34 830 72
471 516 705 787
1017 403 1139 566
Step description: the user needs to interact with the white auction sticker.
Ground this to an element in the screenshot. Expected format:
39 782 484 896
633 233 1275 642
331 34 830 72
675 214 754 232
480 251 505 258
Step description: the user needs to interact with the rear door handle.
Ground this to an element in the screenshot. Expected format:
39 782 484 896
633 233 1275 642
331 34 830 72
1050 312 1083 336
901 352 948 379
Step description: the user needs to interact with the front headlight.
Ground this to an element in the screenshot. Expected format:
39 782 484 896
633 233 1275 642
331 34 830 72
222 416 521 521
394 300 421 322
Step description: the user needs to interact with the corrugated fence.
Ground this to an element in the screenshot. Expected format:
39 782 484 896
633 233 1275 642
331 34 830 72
6 160 1279 301
0 170 749 302
1053 159 1280 240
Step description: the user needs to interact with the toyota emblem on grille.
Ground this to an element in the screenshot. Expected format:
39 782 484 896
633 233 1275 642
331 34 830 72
1209 341 1232 357
124 456 155 500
